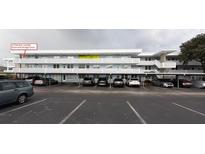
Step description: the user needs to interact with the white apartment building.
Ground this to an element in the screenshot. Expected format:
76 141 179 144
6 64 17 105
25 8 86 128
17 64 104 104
2 58 15 73
3 49 204 82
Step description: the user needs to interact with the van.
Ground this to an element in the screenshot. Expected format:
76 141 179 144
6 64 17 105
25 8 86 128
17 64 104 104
0 80 34 105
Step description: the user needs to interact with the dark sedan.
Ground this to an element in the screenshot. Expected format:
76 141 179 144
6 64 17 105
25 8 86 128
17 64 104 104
97 77 109 87
172 79 192 88
112 78 124 87
82 77 95 86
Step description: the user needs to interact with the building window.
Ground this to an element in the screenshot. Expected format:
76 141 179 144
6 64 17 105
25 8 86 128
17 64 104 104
53 64 59 68
148 66 151 70
67 64 73 68
93 65 100 69
79 64 85 69
86 65 90 68
145 66 148 70
63 75 66 80
131 65 138 68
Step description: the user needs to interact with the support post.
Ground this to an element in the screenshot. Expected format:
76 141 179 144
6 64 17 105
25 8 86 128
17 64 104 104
78 74 80 87
176 75 179 89
109 74 112 88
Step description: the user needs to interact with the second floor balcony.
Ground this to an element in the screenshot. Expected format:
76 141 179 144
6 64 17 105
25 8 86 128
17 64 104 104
14 67 146 74
15 57 141 64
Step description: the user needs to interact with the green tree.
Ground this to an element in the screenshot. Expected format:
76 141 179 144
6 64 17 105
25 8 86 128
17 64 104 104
179 33 205 74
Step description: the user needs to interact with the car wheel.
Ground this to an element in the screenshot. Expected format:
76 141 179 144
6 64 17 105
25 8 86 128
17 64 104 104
17 94 27 104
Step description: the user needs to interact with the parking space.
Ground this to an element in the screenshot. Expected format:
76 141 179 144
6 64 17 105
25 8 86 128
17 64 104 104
0 84 204 124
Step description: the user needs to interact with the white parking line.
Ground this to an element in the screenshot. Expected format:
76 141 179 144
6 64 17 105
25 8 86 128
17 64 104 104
172 102 205 117
126 101 147 124
59 99 87 124
0 98 48 115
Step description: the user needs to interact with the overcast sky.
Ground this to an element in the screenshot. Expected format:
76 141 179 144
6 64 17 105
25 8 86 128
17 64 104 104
1 29 205 64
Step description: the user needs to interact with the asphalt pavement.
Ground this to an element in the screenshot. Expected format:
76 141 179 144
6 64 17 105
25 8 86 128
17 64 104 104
0 84 204 124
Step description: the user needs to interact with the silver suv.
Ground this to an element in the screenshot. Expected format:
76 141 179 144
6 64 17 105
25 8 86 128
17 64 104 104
0 80 34 105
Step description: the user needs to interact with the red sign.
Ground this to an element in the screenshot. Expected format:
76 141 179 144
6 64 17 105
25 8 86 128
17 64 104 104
10 43 38 50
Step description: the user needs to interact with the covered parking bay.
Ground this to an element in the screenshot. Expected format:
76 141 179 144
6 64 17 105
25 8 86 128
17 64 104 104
16 72 205 88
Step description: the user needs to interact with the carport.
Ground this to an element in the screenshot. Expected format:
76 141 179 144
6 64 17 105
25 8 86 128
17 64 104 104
76 72 205 88
144 72 205 88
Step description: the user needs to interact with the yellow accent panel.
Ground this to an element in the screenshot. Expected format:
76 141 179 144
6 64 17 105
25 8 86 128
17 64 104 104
79 55 100 59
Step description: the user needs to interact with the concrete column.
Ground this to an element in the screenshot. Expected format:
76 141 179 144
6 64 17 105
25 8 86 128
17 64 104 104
77 74 80 86
109 74 112 88
176 75 179 88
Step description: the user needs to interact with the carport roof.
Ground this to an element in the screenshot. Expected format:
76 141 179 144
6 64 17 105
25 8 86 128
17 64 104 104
153 50 177 56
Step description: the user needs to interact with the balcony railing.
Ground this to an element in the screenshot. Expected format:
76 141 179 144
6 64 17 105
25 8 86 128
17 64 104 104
14 68 143 74
169 70 203 73
15 57 140 64
161 61 176 68
139 60 176 68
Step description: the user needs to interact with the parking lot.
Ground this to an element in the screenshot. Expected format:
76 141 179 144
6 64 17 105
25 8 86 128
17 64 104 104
0 84 205 124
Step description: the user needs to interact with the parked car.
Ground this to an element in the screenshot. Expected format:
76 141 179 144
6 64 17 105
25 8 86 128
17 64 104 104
172 79 192 88
152 79 174 88
192 80 205 89
97 77 108 86
126 78 140 87
82 77 95 86
112 78 124 87
0 80 34 105
0 75 8 80
46 78 58 85
34 77 49 86
25 76 41 85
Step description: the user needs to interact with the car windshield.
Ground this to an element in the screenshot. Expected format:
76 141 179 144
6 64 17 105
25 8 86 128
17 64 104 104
159 79 171 82
130 78 138 81
26 77 33 79
84 77 92 80
99 78 107 80
181 79 191 82
114 79 123 81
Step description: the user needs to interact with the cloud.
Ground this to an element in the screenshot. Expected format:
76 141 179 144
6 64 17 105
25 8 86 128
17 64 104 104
0 29 205 64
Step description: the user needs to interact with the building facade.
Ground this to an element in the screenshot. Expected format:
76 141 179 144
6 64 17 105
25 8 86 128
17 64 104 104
4 49 204 82
2 58 15 73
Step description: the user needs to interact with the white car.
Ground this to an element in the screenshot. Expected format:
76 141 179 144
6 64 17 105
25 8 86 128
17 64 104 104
192 80 205 89
162 82 174 88
127 78 140 87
